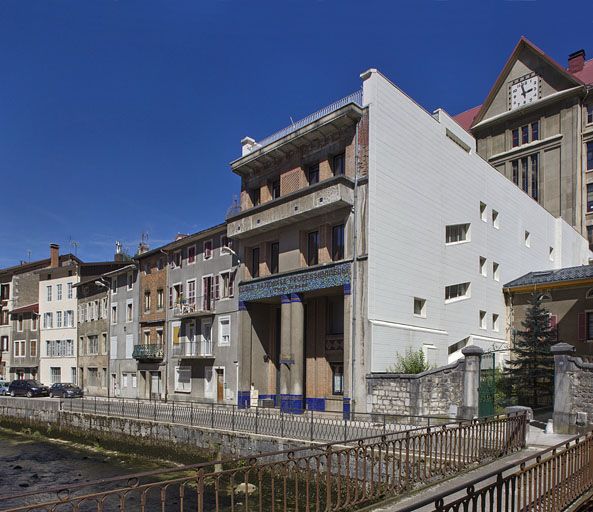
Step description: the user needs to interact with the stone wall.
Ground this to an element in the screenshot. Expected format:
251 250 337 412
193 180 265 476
553 343 593 434
367 359 465 418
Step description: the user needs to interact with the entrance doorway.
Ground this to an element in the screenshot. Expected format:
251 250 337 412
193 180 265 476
216 368 224 402
150 371 161 400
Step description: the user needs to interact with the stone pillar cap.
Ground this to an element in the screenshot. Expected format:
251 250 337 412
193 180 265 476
551 342 576 355
461 345 484 356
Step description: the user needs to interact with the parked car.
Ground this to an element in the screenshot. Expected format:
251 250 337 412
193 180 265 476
49 383 83 398
8 380 49 398
0 380 9 396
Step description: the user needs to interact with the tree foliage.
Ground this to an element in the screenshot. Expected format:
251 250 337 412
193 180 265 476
389 348 432 374
504 293 555 408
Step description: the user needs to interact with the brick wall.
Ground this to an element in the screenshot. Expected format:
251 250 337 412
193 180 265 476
367 359 465 417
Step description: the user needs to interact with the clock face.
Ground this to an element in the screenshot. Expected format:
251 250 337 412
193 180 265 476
510 76 539 110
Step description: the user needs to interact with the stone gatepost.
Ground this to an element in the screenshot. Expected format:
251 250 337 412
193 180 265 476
552 342 576 434
459 345 483 419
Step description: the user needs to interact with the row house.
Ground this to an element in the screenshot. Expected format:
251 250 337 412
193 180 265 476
228 66 591 414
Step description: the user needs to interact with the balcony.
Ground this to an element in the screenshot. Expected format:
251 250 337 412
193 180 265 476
227 176 354 239
132 344 164 361
172 297 215 318
172 341 214 359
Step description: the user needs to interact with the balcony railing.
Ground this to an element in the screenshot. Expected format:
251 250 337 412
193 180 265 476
132 344 164 361
254 90 363 150
172 297 215 318
171 341 214 359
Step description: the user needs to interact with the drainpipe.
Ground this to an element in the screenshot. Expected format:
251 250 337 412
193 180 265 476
350 105 361 413
159 249 169 402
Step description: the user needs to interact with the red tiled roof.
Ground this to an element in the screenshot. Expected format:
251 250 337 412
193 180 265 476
571 58 593 85
453 105 482 132
10 303 39 315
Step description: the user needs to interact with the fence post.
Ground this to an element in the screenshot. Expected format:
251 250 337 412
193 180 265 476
551 343 577 435
211 403 215 429
94 396 97 414
172 400 175 423
154 400 157 422
460 346 483 420
190 402 194 426
325 446 333 510
310 410 314 441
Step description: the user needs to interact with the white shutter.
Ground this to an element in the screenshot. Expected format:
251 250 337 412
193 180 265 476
125 334 133 359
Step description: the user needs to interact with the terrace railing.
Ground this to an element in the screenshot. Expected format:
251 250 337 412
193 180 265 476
0 413 528 512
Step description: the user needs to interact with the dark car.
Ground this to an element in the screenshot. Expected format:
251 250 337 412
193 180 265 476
49 383 83 398
8 379 49 398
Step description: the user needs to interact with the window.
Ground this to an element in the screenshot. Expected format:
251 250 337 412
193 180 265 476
549 246 555 261
43 312 53 329
56 284 63 301
88 336 99 355
157 289 164 310
270 179 281 199
0 336 7 352
251 247 260 278
588 105 593 125
588 142 593 171
250 187 261 207
333 153 345 176
13 340 25 358
445 282 470 302
174 366 192 393
111 277 117 294
221 235 232 254
30 339 37 357
480 202 487 222
332 224 345 261
143 330 151 345
172 251 182 268
122 372 128 388
493 262 500 282
17 315 23 332
111 304 117 325
203 240 213 260
110 336 117 360
479 257 487 277
492 313 499 332
331 363 344 395
218 316 231 346
531 121 539 141
156 329 163 344
46 285 52 302
588 226 593 250
126 301 133 322
492 210 499 229
521 157 528 193
521 125 529 145
479 310 487 329
219 273 234 299
512 128 519 148
144 291 151 312
0 284 9 301
56 311 62 328
157 257 164 270
445 224 470 244
88 368 99 387
531 154 539 201
307 231 319 266
588 184 593 212
413 298 426 317
67 282 73 299
270 242 280 274
185 279 196 305
525 230 531 247
46 339 73 357
132 373 137 388
308 163 320 185
127 272 134 290
64 310 73 327
188 245 196 264
50 367 61 385
512 160 519 185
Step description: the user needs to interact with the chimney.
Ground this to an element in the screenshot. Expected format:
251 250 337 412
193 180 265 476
114 241 125 262
136 241 150 255
50 244 59 268
568 49 586 74
241 136 257 156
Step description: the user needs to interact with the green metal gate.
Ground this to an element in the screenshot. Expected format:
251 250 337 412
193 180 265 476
478 352 496 417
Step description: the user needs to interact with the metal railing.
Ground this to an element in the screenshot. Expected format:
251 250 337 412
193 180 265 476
398 431 593 512
0 413 528 512
131 343 164 360
61 395 452 443
254 90 363 150
172 296 215 317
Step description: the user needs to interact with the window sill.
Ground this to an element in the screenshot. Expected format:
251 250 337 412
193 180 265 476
445 240 470 247
413 313 426 319
174 389 191 394
444 296 470 305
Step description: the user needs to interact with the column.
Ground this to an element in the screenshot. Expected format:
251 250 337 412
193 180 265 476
290 293 304 413
552 342 576 434
279 294 292 412
459 345 483 419
237 301 252 408
342 284 352 419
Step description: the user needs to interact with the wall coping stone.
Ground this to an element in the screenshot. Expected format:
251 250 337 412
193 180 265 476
366 358 463 381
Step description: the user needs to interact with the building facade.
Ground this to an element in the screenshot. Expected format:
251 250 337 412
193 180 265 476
0 278 11 379
454 38 593 243
135 247 167 399
165 225 240 403
229 67 590 413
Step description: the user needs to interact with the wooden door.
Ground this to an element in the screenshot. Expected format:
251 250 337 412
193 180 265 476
216 369 224 402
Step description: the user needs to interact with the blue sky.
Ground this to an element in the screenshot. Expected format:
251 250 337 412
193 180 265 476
0 0 590 266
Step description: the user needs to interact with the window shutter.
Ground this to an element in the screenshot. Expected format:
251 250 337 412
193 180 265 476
578 312 587 341
214 275 220 300
229 272 235 297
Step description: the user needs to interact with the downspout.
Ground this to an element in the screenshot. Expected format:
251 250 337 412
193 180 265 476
159 249 169 402
350 104 361 412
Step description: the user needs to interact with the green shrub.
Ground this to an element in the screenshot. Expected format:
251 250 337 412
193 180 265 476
388 348 432 374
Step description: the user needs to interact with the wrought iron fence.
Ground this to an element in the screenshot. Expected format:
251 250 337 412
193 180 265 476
397 431 593 512
0 413 528 512
62 395 451 443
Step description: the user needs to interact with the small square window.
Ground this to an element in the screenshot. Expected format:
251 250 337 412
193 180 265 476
525 231 531 247
492 313 499 332
549 247 555 261
479 310 487 330
413 297 426 317
493 262 500 282
479 257 487 277
480 202 487 222
492 210 499 229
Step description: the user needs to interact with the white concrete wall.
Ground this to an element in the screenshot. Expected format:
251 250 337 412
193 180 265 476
39 274 79 385
362 70 591 371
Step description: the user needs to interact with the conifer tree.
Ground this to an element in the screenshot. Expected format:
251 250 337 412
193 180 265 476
505 293 556 408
